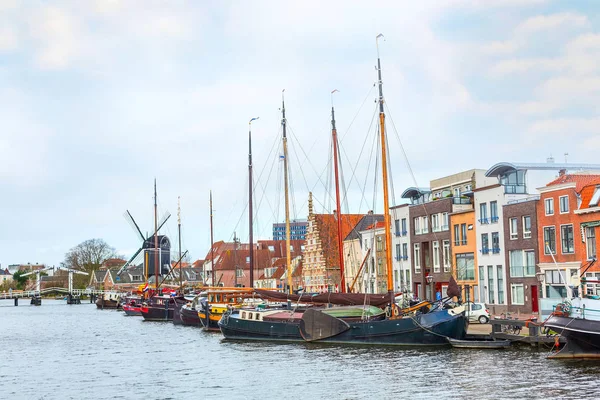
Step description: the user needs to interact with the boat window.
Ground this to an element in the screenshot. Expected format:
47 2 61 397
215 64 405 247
248 313 253 320
242 311 246 319
255 313 260 320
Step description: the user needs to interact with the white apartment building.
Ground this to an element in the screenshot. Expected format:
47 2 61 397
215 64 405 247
391 204 411 294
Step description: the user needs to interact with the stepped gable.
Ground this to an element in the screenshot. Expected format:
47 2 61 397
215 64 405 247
314 212 364 268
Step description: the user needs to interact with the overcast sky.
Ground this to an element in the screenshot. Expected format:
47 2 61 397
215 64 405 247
1 0 599 267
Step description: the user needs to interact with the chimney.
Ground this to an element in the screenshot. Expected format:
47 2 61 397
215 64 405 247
559 169 566 176
367 210 374 215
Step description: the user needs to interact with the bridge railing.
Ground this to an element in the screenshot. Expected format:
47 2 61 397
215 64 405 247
0 288 125 299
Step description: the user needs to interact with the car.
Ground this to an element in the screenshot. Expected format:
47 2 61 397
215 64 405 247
465 302 490 324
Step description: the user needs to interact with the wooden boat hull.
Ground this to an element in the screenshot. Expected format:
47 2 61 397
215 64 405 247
180 305 202 327
219 309 467 346
545 315 600 359
172 298 188 325
95 299 121 309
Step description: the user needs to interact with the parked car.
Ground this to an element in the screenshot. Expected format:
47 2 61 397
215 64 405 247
465 302 490 324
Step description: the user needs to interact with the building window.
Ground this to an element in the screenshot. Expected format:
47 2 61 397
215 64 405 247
402 243 408 260
376 236 383 251
561 224 574 254
132 275 141 282
490 201 498 223
465 184 472 192
395 243 401 261
454 187 460 198
442 212 449 231
364 239 368 249
509 250 536 277
443 240 450 272
491 232 500 254
481 233 489 254
543 226 556 254
246 256 250 263
479 266 485 302
587 227 597 260
585 272 600 296
461 224 467 245
401 218 407 235
394 219 400 236
414 244 421 273
559 195 569 214
422 216 429 234
511 284 525 305
377 259 383 275
509 218 518 240
414 217 421 235
488 265 495 304
433 241 440 272
545 198 554 215
432 214 440 232
523 216 532 239
236 269 244 278
479 203 488 224
497 265 504 304
456 253 475 280
454 224 460 246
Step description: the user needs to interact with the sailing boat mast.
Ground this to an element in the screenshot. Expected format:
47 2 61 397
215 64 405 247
281 90 293 294
331 89 346 293
154 178 159 290
249 117 259 288
210 190 215 287
376 34 394 301
178 196 182 294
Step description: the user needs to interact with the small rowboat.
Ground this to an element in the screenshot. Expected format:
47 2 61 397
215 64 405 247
447 337 511 349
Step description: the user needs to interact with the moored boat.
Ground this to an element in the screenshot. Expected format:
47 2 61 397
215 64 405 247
141 295 184 322
96 292 122 309
545 297 600 359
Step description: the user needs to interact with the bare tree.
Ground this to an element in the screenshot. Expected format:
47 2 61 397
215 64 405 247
63 238 118 273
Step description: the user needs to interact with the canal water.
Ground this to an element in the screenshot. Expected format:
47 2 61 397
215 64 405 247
1 300 599 400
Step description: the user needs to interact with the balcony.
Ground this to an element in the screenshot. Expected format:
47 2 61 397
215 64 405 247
491 216 499 223
481 247 490 255
402 230 408 236
492 247 501 254
401 255 408 261
394 231 401 237
478 218 489 224
452 197 472 205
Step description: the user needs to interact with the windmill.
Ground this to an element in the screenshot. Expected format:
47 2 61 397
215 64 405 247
116 209 171 278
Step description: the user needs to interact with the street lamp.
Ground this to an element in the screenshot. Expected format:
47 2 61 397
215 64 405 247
426 274 434 301
536 272 545 322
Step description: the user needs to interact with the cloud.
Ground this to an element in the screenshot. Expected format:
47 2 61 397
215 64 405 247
0 25 17 52
515 12 589 35
528 117 600 136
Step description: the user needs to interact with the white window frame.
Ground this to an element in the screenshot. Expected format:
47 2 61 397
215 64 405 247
586 226 597 260
414 217 421 235
442 212 449 231
432 214 440 232
559 195 569 214
433 241 440 273
511 284 525 305
443 240 451 272
560 223 574 254
414 244 421 274
422 216 429 234
543 225 556 255
545 198 554 216
523 216 532 239
454 187 460 198
509 218 518 240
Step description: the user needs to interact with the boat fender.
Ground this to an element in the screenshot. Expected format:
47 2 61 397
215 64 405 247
385 305 392 318
392 305 399 317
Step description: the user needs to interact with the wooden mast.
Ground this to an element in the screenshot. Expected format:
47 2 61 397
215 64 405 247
331 89 346 293
249 117 259 288
154 178 159 291
210 190 215 287
282 90 292 294
376 34 394 302
178 196 182 293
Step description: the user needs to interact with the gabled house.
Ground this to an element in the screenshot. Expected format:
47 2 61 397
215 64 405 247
302 193 363 293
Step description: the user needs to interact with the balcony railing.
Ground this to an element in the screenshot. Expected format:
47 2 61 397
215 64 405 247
510 265 536 278
479 218 489 224
394 231 401 237
432 226 441 233
395 255 401 261
453 197 472 205
402 230 408 236
481 247 490 254
401 255 408 261
491 216 499 223
492 247 501 254
460 240 467 245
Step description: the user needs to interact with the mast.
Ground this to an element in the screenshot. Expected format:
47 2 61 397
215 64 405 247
154 178 159 291
331 89 346 293
376 34 394 301
282 90 292 294
178 196 182 294
210 190 215 287
249 117 259 288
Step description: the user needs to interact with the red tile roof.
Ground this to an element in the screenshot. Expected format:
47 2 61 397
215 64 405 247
366 221 386 230
580 183 600 209
546 174 600 192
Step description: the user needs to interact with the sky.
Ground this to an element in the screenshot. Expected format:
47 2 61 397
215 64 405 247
1 0 600 268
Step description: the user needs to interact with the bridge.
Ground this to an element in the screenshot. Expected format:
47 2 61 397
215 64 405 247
0 287 125 306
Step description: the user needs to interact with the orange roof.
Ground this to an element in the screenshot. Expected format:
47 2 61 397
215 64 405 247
580 183 600 209
366 221 386 230
546 174 600 192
